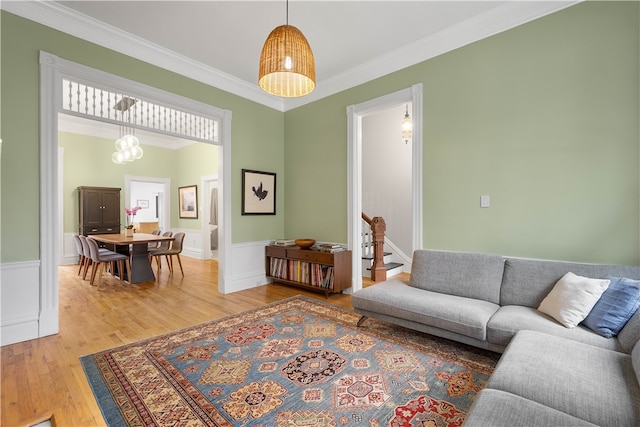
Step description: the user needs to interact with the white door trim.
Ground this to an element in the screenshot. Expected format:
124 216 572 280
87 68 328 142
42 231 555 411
347 84 423 292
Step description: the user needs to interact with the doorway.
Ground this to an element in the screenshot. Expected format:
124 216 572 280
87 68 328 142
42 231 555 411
347 84 423 293
40 51 232 341
126 177 171 233
201 175 219 260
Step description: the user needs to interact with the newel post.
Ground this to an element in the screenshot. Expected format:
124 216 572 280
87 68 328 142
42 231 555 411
371 216 387 282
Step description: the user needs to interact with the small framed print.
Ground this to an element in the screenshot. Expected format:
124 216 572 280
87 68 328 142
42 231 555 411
178 185 198 219
137 199 149 209
242 169 276 215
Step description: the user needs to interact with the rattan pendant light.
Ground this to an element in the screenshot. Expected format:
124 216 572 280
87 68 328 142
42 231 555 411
258 0 315 97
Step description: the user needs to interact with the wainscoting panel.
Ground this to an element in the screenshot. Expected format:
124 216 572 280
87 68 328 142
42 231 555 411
1 261 41 346
225 240 271 294
178 229 204 260
62 232 80 265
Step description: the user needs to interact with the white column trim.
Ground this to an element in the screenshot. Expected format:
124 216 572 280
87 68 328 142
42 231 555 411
219 109 232 294
411 83 424 253
347 104 362 293
39 51 60 337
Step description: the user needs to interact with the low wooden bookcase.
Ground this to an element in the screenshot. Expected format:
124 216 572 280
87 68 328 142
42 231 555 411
265 245 352 297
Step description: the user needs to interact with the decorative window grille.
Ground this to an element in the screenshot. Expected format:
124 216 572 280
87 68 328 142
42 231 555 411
62 79 219 144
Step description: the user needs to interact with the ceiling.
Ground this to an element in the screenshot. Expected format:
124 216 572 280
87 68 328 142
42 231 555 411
5 0 579 112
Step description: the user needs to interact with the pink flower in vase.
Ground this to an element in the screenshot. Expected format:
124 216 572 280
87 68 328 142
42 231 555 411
125 206 142 229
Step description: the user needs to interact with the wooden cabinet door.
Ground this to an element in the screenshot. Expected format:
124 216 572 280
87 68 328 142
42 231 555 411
101 189 121 226
79 186 121 235
81 188 104 227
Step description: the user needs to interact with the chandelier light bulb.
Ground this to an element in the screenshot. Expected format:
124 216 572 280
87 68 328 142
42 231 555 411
122 134 139 148
112 151 125 164
130 145 143 160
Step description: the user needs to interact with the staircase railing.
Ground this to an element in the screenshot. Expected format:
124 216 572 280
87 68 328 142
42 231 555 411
361 212 386 282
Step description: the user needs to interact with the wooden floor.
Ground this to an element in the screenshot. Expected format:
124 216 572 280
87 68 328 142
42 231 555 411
1 256 408 426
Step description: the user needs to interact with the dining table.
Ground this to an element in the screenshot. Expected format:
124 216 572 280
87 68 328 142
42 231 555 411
89 232 174 283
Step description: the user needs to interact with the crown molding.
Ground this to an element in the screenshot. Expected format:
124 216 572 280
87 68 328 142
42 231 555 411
4 0 579 112
2 0 286 111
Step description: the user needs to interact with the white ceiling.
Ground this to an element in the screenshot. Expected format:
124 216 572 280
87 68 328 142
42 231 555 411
4 0 579 112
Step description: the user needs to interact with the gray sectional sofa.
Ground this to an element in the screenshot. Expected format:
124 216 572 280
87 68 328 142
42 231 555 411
351 249 640 426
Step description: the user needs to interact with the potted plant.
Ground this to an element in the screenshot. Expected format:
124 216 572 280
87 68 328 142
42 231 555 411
124 206 141 236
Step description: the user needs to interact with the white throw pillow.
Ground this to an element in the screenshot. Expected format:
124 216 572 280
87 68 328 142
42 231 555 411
538 272 610 328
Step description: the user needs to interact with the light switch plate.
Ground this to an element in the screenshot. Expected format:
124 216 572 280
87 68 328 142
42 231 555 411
480 195 490 208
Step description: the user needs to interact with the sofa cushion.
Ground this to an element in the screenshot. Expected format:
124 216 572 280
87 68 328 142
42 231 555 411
409 250 504 304
582 275 640 338
486 305 621 351
619 309 640 354
487 330 640 427
464 389 599 427
634 340 640 390
351 280 499 341
537 272 610 328
500 257 640 308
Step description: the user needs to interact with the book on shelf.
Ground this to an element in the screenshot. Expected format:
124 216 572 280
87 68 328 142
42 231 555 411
273 239 296 246
316 243 345 253
269 256 335 290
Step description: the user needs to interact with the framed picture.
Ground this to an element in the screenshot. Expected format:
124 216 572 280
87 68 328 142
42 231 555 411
242 169 276 215
137 199 149 209
179 185 198 219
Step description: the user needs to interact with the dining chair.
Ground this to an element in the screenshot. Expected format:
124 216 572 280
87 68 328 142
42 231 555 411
74 235 87 276
86 237 131 289
147 229 162 251
149 231 173 270
78 235 112 280
149 232 185 276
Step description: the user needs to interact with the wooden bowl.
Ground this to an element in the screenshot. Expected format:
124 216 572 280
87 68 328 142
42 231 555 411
295 238 316 249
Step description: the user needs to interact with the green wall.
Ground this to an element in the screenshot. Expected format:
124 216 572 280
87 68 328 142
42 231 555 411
0 11 285 262
284 1 640 265
2 2 639 267
58 132 218 232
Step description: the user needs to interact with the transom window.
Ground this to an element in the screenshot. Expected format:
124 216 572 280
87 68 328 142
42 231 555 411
62 79 218 144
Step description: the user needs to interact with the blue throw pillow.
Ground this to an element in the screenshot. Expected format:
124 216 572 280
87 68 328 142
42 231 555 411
582 275 640 338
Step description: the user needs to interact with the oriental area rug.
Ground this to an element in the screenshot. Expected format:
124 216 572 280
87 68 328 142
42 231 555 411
81 295 499 427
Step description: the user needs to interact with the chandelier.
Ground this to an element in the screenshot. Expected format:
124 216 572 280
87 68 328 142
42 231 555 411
112 126 143 164
258 0 315 97
112 97 143 164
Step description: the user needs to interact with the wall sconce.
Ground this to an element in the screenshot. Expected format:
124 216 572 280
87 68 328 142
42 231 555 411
401 104 412 144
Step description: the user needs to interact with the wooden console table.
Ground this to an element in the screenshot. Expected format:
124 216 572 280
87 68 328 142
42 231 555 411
265 245 352 297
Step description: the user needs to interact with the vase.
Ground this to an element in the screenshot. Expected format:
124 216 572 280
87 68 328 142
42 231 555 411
125 228 134 237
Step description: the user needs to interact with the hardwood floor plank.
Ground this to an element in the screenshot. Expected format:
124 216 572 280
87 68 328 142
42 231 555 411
2 257 403 426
